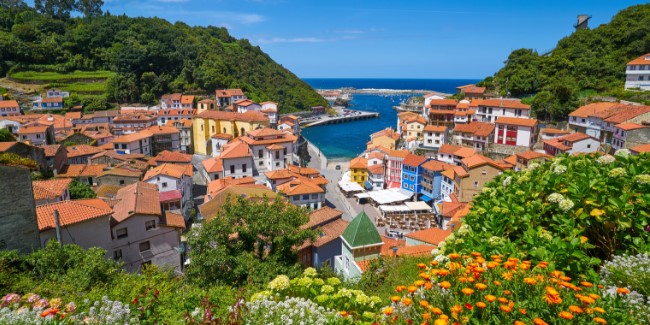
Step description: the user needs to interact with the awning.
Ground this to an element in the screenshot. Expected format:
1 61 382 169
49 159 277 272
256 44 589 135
404 201 433 211
419 194 434 202
364 181 373 190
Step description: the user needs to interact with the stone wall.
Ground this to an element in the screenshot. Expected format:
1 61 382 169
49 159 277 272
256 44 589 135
0 165 40 253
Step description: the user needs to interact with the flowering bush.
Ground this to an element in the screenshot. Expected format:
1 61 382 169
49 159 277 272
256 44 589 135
445 153 650 276
375 252 641 324
252 268 381 321
599 253 650 322
245 296 339 325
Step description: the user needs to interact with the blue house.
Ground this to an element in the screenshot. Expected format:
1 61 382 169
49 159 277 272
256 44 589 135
420 160 453 202
401 154 429 195
33 97 64 110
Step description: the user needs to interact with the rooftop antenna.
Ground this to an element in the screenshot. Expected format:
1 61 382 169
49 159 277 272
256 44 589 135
574 14 591 31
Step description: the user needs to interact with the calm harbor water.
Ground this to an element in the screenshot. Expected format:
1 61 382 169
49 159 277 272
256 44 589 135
301 78 481 160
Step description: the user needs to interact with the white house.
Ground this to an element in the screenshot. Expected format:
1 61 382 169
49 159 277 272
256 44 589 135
219 139 254 179
471 99 531 123
17 123 53 146
143 163 193 218
112 130 153 155
494 117 538 148
260 102 278 126
201 156 223 182
436 144 477 166
234 99 261 113
543 132 601 156
624 53 650 90
612 122 649 150
452 122 495 152
0 100 21 117
277 178 325 210
367 164 385 191
209 133 233 157
157 109 195 126
240 128 299 172
422 125 448 150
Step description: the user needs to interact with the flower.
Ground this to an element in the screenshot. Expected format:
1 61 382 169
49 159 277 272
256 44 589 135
383 307 394 316
515 321 526 325
461 288 474 296
558 199 575 211
408 286 418 294
340 311 349 317
544 287 563 305
451 304 463 314
475 283 487 290
391 296 401 303
533 318 549 325
431 307 443 315
449 253 461 259
616 287 630 295
501 271 513 280
553 165 567 174
519 308 527 315
593 307 605 314
569 305 584 314
402 298 412 306
303 267 317 277
502 176 512 187
327 277 341 286
559 311 574 320
635 174 650 184
590 209 605 218
608 167 626 177
485 295 497 303
503 290 512 295
500 305 512 313
614 149 629 157
593 317 607 324
498 297 508 304
420 300 429 308
596 155 615 164
476 302 487 309
268 275 291 291
524 277 537 285
439 281 451 289
547 193 564 203
417 263 427 269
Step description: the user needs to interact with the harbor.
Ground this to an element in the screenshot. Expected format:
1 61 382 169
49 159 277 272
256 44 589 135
300 109 380 127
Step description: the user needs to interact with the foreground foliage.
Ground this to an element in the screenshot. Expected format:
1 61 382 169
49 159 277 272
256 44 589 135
443 152 650 277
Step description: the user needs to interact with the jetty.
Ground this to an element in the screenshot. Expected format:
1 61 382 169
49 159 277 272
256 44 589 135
300 110 380 127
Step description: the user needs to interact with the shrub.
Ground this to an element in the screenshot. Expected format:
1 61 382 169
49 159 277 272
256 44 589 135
444 153 650 277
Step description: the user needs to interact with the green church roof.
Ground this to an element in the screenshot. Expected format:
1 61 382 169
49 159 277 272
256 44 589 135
341 211 383 248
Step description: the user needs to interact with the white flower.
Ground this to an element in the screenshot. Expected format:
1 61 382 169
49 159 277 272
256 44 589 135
527 162 540 170
558 199 574 212
488 236 502 245
547 193 564 203
553 165 567 174
502 176 512 187
596 155 615 164
615 149 630 158
608 167 626 178
635 174 650 184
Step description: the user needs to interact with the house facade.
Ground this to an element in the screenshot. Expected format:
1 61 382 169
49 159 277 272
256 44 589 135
192 110 269 155
17 124 54 146
543 132 601 156
401 154 429 195
422 125 448 150
624 53 650 90
0 100 20 117
143 164 193 218
349 156 368 187
334 212 383 281
240 128 299 173
494 117 539 148
452 122 495 151
384 149 408 189
420 160 451 202
472 99 531 123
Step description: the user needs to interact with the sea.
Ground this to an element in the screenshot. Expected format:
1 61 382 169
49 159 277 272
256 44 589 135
301 78 481 161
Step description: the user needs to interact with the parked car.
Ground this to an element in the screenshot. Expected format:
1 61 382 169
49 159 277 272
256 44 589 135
335 164 341 170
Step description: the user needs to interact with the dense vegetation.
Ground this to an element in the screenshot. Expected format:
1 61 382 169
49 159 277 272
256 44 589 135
0 1 327 112
481 4 650 120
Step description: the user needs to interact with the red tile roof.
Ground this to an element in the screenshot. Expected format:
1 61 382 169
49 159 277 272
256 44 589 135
423 125 448 132
159 189 182 202
403 154 427 167
277 178 324 196
453 122 495 137
603 106 650 124
143 163 192 181
437 144 463 154
17 124 50 134
559 132 592 143
541 128 570 135
350 156 368 169
627 53 650 66
630 143 650 154
36 199 112 231
66 145 104 158
495 117 538 128
543 138 571 152
569 102 619 118
32 178 72 201
405 227 453 245
368 164 384 174
163 212 186 229
421 160 452 172
0 100 19 108
206 177 257 200
615 122 646 131
219 140 251 159
112 182 161 223
516 151 551 161
202 156 223 173
305 207 343 229
42 144 61 157
247 128 285 138
151 150 193 164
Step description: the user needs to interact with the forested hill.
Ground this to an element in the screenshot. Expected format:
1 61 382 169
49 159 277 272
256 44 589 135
0 2 327 112
480 3 650 120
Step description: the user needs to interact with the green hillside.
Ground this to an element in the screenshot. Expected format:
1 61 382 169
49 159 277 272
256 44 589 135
481 3 650 120
0 2 327 112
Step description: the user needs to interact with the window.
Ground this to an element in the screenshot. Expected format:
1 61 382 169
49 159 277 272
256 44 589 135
242 164 247 173
292 195 300 201
214 174 219 180
139 241 151 252
275 151 280 159
121 144 127 149
259 161 263 166
410 185 414 190
640 76 645 81
311 194 318 199
474 181 479 188
119 180 125 185
276 162 280 167
403 184 407 188
403 174 407 179
113 249 122 260
211 126 215 133
410 176 414 181
162 182 168 188
482 170 487 175
116 228 128 239
230 165 235 174
302 194 309 200
258 150 263 158
145 220 156 231
587 144 591 149
36 134 41 139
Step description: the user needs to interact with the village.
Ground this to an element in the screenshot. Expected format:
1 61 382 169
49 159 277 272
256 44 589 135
0 53 649 282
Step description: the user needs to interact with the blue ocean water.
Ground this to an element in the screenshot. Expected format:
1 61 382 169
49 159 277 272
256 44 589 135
301 79 481 160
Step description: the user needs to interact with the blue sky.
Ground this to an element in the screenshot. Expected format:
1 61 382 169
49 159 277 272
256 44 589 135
76 1 649 78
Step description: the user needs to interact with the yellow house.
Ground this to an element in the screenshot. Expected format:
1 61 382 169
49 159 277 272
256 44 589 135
349 156 368 186
192 110 269 155
367 128 400 150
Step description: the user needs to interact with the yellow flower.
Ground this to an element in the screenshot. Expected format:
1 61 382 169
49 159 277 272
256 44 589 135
391 296 400 303
402 297 412 306
383 307 394 316
590 209 605 217
339 311 349 317
408 285 418 293
451 304 463 314
524 277 537 285
501 271 513 280
588 294 600 300
417 263 427 269
431 307 443 315
434 319 449 325
580 236 589 244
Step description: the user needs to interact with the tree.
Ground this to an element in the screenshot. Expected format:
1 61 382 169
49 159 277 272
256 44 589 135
187 194 314 286
0 128 15 142
75 0 102 17
33 0 75 19
69 179 96 199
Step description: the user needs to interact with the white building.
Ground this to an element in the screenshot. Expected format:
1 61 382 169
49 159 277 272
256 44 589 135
624 53 650 90
494 117 539 149
471 99 531 123
112 131 152 155
422 125 448 150
543 132 601 156
277 178 325 210
240 128 299 172
143 163 193 217
261 102 278 126
219 139 254 179
235 99 261 113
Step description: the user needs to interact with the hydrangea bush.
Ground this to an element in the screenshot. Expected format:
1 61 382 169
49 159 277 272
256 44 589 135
599 253 650 323
445 153 650 276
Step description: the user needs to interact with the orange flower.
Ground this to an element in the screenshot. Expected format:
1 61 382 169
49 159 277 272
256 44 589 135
616 287 630 295
504 261 517 270
418 263 427 269
498 297 509 304
493 280 502 286
579 296 595 305
559 311 574 320
485 295 497 303
537 261 549 269
551 270 563 278
491 255 502 260
467 277 476 283
471 252 482 257
476 302 487 309
476 257 486 264
383 307 394 316
402 297 413 306
437 269 450 276
593 307 605 314
524 277 537 285
597 284 604 289
430 261 439 266
49 308 59 315
593 317 607 324
581 281 594 288
486 261 499 269
439 281 451 289
464 303 473 311
533 318 549 325
515 321 526 325
544 287 563 305
507 257 519 263
519 263 530 270
396 285 406 292
423 312 431 320
434 319 448 325
461 288 474 296
391 296 401 303
408 286 418 293
545 286 559 296
588 294 600 300
449 253 461 259
420 300 430 308
503 290 512 295
340 311 349 317
500 305 512 313
459 277 467 283
425 282 433 290
431 307 443 315
569 305 584 314
40 310 50 317
451 304 463 314
415 280 426 287
501 271 513 280
475 283 487 290
560 276 572 281
519 308 527 315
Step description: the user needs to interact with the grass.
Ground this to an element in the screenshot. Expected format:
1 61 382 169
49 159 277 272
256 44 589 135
10 70 115 82
48 82 106 93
